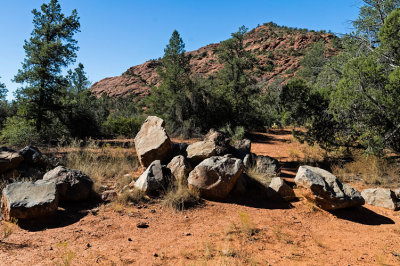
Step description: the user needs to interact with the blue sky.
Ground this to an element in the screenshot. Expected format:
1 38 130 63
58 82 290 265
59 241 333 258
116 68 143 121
0 0 361 100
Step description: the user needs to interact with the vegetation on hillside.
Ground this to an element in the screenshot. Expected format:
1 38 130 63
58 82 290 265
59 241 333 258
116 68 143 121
1 0 400 159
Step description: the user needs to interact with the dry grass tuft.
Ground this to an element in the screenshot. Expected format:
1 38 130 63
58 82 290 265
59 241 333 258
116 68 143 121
162 181 201 211
238 211 258 238
117 188 148 206
300 144 327 165
332 153 400 187
246 166 275 188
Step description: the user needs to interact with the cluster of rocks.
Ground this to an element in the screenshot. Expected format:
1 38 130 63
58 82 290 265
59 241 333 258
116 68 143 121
2 115 399 223
1 146 93 222
131 116 283 200
132 116 400 212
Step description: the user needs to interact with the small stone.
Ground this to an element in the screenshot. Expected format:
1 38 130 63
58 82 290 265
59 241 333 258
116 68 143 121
154 253 159 257
128 238 133 242
150 209 156 213
137 222 149 228
86 243 91 248
184 232 191 236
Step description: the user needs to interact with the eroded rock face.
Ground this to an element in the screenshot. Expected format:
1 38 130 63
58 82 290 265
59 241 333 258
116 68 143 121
361 188 400 211
167 156 192 183
188 155 244 199
133 160 171 194
1 180 58 221
267 177 296 201
43 166 93 202
186 130 229 165
295 166 364 210
134 116 173 168
0 148 24 173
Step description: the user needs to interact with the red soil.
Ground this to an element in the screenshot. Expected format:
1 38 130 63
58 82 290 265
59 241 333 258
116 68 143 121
1 130 400 265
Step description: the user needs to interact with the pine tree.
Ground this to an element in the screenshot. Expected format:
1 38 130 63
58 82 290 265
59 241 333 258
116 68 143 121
14 0 80 132
215 26 258 127
147 30 193 133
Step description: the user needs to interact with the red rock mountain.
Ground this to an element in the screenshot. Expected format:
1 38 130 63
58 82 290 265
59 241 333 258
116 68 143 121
91 22 336 98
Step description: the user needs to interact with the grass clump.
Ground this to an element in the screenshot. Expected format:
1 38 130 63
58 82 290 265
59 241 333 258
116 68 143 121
238 211 258 238
117 189 147 205
162 181 201 211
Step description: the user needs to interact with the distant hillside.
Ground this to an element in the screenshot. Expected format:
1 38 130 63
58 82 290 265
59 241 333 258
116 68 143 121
91 22 337 98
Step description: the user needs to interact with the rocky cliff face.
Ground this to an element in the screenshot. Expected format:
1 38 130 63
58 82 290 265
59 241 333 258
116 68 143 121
91 23 336 98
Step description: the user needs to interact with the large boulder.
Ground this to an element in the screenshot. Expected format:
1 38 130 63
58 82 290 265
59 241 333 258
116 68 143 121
267 177 296 201
167 155 192 183
188 155 244 199
0 147 24 173
186 129 230 165
133 160 172 194
43 166 93 202
1 180 58 221
244 153 280 175
134 116 173 168
18 146 45 167
361 188 400 211
295 166 364 210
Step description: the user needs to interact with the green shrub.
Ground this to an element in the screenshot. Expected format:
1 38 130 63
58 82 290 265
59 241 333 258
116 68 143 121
103 115 144 138
1 116 40 146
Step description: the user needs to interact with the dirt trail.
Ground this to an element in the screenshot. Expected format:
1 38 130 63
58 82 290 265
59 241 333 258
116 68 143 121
1 130 400 265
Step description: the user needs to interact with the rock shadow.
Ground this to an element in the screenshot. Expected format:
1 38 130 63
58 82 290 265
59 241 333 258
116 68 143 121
329 206 395 225
222 196 294 210
18 199 101 232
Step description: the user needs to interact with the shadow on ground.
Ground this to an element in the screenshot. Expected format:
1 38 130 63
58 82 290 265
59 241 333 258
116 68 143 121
223 196 294 210
330 206 395 225
18 200 101 232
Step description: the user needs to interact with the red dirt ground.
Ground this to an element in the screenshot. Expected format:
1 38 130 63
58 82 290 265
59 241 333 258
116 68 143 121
1 130 400 265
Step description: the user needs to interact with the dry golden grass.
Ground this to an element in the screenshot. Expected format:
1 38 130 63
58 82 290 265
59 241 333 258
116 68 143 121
246 166 276 188
117 188 148 206
332 153 400 187
161 180 201 211
56 139 139 194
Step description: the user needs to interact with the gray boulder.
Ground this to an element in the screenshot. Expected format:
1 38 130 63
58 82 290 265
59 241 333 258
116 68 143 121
0 147 24 173
1 180 58 220
361 188 400 211
186 129 230 165
167 155 192 183
134 116 173 168
133 160 171 194
188 155 244 199
244 153 280 175
267 177 296 201
295 166 364 210
43 166 93 202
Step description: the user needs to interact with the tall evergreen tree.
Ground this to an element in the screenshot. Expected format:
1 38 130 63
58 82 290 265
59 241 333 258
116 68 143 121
215 26 259 127
14 0 80 132
147 30 193 133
